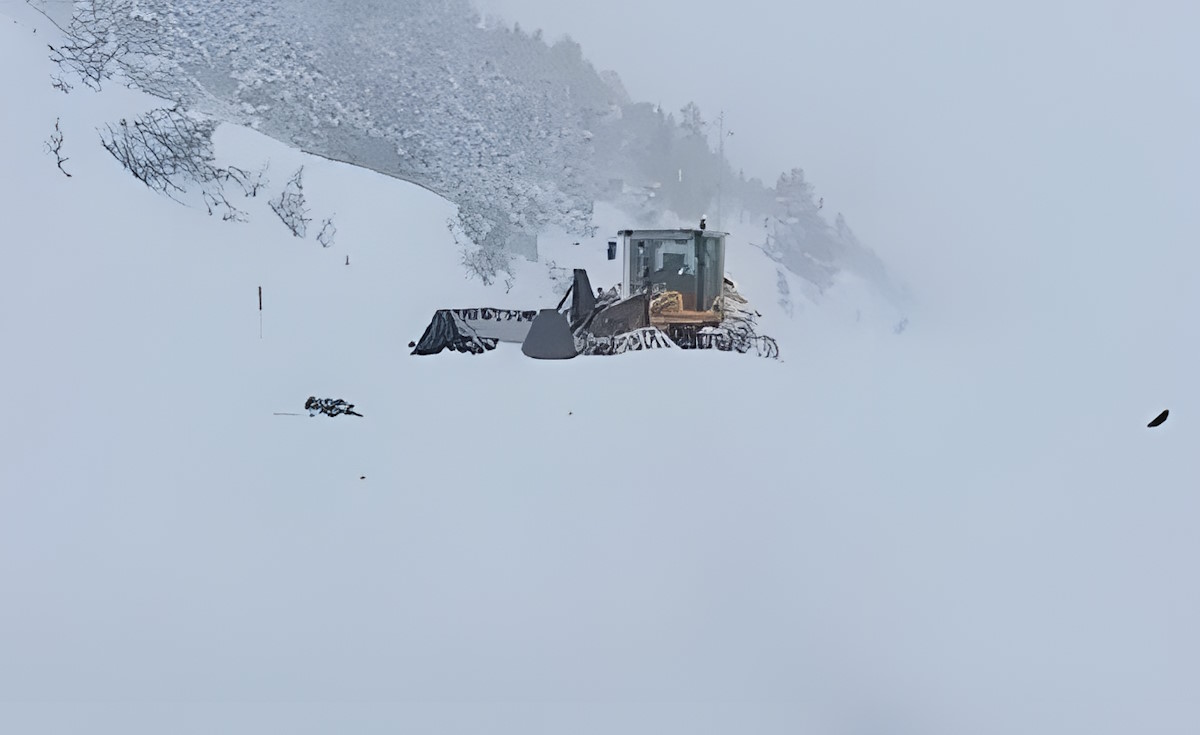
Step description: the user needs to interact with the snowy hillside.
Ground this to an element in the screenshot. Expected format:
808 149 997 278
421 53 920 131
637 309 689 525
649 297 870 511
3 5 1199 735
25 0 905 305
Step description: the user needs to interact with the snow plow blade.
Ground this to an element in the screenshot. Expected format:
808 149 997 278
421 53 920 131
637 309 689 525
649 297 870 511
521 309 578 359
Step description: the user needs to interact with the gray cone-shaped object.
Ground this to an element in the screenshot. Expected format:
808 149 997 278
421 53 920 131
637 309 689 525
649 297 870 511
521 309 578 359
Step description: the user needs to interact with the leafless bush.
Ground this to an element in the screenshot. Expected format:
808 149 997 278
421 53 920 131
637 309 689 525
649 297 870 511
201 190 248 222
47 0 172 94
203 164 267 221
316 216 337 248
270 167 310 237
50 75 73 94
447 217 513 286
460 244 514 286
221 163 269 198
100 105 219 199
99 105 256 221
44 118 72 177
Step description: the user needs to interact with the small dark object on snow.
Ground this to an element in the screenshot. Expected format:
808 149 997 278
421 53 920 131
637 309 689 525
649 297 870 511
360 476 366 480
408 341 416 348
1147 410 1169 428
306 396 363 418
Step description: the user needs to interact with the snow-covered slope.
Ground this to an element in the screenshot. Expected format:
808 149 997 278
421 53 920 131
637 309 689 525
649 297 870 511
2 6 1198 735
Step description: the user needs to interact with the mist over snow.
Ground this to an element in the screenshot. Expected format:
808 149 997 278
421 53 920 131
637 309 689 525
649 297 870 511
2 2 1199 735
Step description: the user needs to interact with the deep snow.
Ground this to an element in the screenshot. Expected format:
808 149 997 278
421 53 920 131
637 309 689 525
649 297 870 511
2 5 1198 735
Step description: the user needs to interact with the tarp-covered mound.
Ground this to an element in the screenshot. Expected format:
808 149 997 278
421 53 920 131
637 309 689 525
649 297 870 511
411 310 499 355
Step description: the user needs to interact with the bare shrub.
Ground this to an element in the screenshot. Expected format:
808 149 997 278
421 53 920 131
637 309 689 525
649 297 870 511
47 0 173 94
448 217 512 286
99 105 260 221
316 217 337 248
270 167 310 237
44 118 72 177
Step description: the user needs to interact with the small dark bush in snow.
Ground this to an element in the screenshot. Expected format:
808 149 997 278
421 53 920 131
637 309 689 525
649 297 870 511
316 216 336 248
270 167 310 238
44 117 71 177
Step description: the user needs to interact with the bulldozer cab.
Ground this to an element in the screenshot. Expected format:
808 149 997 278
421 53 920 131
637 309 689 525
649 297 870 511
618 229 727 327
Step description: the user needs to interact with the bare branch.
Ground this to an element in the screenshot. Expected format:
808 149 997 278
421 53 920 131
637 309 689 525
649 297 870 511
50 72 73 94
44 118 72 177
219 163 269 198
202 190 249 223
269 167 311 237
316 217 337 248
99 106 220 201
99 105 257 222
446 217 512 286
47 0 173 94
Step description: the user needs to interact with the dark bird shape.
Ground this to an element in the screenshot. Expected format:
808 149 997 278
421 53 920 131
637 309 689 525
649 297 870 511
1148 410 1169 428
